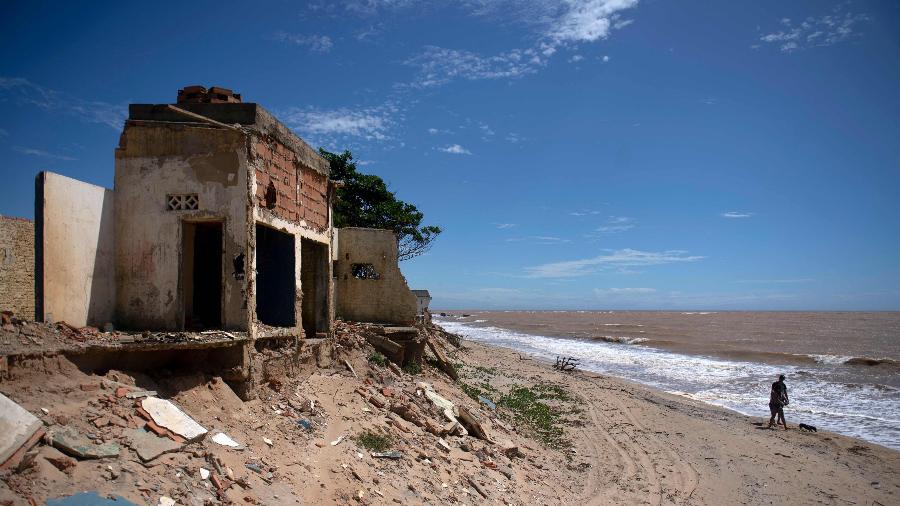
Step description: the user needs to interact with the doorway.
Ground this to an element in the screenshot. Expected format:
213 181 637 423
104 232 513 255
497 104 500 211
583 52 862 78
301 238 329 338
255 224 296 327
182 221 223 330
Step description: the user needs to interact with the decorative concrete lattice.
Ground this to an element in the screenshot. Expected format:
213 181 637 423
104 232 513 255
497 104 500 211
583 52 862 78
166 194 199 211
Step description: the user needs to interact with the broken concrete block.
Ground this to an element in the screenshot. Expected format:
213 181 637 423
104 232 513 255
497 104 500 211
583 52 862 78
0 392 43 466
141 397 207 441
210 432 243 449
50 426 120 459
125 429 183 462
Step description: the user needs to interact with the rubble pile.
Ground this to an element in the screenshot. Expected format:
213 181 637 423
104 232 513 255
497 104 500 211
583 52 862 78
0 321 577 504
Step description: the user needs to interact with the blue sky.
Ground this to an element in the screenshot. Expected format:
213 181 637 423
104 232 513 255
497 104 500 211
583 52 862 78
1 0 899 310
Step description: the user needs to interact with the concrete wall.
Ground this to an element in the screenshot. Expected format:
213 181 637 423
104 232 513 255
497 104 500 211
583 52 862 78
36 172 115 327
334 228 417 325
0 217 35 320
114 123 249 331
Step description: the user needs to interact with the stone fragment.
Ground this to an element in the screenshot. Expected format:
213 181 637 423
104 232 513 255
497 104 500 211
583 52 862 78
125 429 182 462
50 426 120 459
210 432 243 449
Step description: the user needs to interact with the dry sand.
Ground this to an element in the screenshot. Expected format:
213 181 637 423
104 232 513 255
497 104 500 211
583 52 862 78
0 324 897 505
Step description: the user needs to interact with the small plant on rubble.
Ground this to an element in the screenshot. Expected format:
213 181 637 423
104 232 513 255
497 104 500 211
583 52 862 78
403 361 422 375
368 351 388 367
355 431 393 452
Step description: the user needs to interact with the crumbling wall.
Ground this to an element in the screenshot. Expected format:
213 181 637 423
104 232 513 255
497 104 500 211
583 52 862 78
36 172 115 327
250 135 329 231
334 228 417 325
114 123 248 331
0 217 34 319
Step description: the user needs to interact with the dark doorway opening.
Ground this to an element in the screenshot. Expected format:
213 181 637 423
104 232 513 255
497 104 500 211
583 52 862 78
183 222 223 330
256 224 296 327
301 238 329 338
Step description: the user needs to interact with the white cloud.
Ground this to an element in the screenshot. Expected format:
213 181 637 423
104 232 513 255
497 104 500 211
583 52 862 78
547 0 639 44
569 54 584 63
0 128 7 137
601 55 610 62
13 146 76 161
280 103 396 143
494 223 517 229
570 209 602 216
594 216 635 233
439 144 472 155
736 278 813 284
525 248 704 278
405 46 543 87
0 77 125 130
273 32 334 52
427 127 439 134
505 132 523 143
721 211 753 219
507 236 571 245
594 287 656 295
758 7 868 53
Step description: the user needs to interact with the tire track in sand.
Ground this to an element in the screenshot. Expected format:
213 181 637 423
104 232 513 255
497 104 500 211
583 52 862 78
575 377 700 505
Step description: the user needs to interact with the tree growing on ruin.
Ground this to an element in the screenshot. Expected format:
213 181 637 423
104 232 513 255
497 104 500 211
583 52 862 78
320 149 442 261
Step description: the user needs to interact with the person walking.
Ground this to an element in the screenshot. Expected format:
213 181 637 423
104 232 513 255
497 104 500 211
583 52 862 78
767 374 790 430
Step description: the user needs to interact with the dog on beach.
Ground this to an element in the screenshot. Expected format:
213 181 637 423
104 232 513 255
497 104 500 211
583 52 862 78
798 423 817 432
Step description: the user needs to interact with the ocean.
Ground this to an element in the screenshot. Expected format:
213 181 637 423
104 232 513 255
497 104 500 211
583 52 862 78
433 311 900 450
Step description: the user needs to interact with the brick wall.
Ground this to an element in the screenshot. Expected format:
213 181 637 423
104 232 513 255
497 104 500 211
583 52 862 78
252 136 328 231
0 216 35 320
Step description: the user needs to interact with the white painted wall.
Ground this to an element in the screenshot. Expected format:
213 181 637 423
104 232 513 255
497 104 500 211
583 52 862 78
39 171 116 327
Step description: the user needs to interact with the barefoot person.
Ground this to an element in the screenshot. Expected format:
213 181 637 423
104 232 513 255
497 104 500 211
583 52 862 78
768 374 790 430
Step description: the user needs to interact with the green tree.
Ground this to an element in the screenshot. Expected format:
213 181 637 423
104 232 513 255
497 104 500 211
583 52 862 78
320 149 442 261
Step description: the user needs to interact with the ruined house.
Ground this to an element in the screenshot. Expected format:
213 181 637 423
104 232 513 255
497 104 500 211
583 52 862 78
2 86 432 396
34 86 336 339
333 228 418 326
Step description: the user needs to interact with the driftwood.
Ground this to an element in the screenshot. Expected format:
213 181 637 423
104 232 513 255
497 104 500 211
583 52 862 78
554 356 579 372
457 406 489 440
426 338 458 381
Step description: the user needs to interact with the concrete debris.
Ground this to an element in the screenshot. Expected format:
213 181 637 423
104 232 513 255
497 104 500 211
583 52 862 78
126 390 157 399
157 496 176 506
199 467 210 480
210 432 243 449
50 426 120 459
263 437 274 446
125 428 183 462
371 451 403 459
0 392 43 467
418 382 458 422
330 435 346 446
141 397 207 441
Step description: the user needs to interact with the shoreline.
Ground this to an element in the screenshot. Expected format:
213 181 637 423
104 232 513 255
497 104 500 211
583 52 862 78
454 335 900 504
436 314 900 451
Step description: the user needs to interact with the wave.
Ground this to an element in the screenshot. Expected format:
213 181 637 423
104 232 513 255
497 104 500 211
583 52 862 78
808 354 900 367
590 335 649 345
601 323 645 327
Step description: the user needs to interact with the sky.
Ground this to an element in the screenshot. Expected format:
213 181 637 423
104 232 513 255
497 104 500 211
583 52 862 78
1 0 899 311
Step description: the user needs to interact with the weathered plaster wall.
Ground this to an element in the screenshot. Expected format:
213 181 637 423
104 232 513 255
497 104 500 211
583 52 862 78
334 228 417 325
250 135 329 231
0 217 35 319
114 123 248 331
37 172 115 327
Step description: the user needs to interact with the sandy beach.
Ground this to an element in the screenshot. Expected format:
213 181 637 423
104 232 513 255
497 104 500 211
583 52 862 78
453 337 900 505
1 322 898 505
